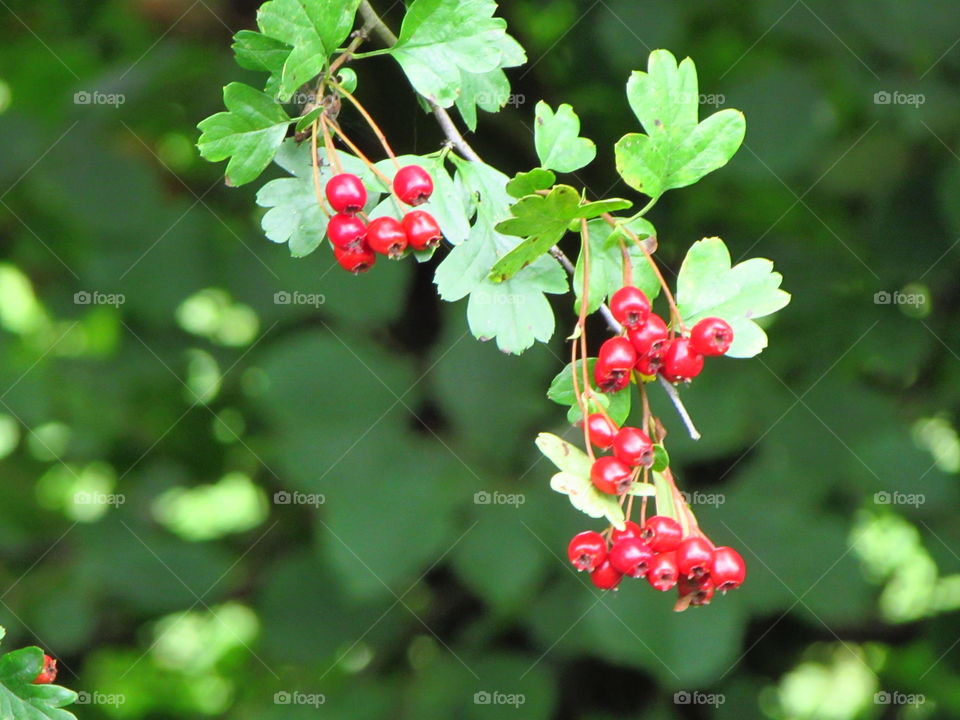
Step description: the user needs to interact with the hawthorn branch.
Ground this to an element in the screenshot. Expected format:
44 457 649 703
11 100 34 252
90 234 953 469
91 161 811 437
356 0 699 440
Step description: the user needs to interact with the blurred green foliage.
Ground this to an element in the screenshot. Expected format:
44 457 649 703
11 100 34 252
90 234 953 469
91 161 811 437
1 0 959 718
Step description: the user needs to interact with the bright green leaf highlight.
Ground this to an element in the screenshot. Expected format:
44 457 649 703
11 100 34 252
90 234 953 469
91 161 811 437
537 434 625 529
506 168 556 198
534 101 596 173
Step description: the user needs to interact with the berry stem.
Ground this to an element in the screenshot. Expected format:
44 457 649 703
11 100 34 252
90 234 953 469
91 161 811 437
318 114 344 174
309 121 332 219
329 80 400 168
325 117 397 192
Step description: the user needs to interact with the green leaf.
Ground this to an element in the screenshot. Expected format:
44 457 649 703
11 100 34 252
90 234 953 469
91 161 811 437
573 219 660 315
652 471 679 523
614 50 745 199
627 482 657 497
197 82 292 187
676 237 791 358
506 168 555 198
256 139 380 257
651 444 669 472
489 187 631 283
391 0 521 107
534 432 592 476
549 472 625 529
454 34 526 130
256 0 361 100
434 158 566 354
0 647 78 720
546 358 631 425
534 101 596 173
231 30 290 97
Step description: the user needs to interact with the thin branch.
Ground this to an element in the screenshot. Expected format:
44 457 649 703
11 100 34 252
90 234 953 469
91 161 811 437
657 375 701 441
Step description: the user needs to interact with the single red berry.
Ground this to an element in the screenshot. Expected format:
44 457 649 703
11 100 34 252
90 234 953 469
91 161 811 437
585 413 618 449
711 546 746 591
567 531 607 572
32 654 57 685
660 337 704 383
612 427 654 467
609 537 655 577
690 317 734 357
610 520 642 544
333 243 376 274
594 337 637 392
325 173 367 215
675 536 715 579
634 349 665 376
401 210 443 250
641 515 683 553
393 165 434 206
327 213 367 250
590 455 634 495
610 286 651 329
589 559 624 590
366 216 409 258
647 551 679 591
678 576 716 606
627 313 669 357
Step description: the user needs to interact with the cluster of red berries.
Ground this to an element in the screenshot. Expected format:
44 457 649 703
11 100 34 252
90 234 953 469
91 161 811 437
325 165 443 273
594 286 734 388
567 516 746 606
585 414 653 494
32 653 57 684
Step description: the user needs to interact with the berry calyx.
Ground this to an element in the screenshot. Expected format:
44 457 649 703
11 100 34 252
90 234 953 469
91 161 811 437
609 537 655 577
594 337 637 392
634 349 665 377
610 286 651 328
401 210 443 250
590 559 624 590
325 173 367 215
610 520 642 544
366 216 409 258
327 213 367 250
627 313 669 358
612 426 654 467
678 576 716 606
32 654 57 684
660 337 704 383
675 536 715 579
641 515 683 553
590 455 634 495
711 546 746 591
585 413 618 449
333 244 376 274
690 317 734 356
393 165 434 206
567 531 607 572
647 551 679 591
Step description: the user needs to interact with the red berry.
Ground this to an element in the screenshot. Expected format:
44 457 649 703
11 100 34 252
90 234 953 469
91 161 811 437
366 216 409 258
32 654 57 685
585 413 618 449
610 520 642 544
590 455 634 495
590 559 624 590
401 210 443 250
711 546 746 591
393 165 434 206
609 537 655 577
634 349 665 376
567 531 607 572
612 427 654 467
610 286 651 328
690 317 734 356
675 536 715 579
660 337 704 383
594 337 637 392
641 515 683 553
327 213 367 250
325 173 367 215
678 576 715 606
647 551 679 591
333 244 376 274
627 313 669 357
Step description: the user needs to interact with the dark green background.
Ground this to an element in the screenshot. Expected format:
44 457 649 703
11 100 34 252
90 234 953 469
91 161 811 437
1 1 958 718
